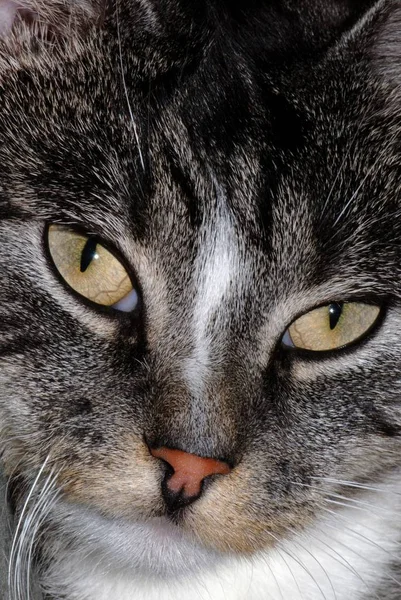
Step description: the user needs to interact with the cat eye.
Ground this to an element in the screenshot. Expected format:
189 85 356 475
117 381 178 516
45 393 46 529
47 225 138 312
282 302 381 352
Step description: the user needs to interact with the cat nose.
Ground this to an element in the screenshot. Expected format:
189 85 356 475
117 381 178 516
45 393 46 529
150 446 232 510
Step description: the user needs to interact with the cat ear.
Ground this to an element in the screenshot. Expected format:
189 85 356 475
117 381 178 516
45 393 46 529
0 0 100 41
0 1 16 37
371 1 401 83
332 0 400 74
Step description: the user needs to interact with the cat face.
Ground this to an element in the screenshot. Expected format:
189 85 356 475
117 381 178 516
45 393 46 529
0 0 401 576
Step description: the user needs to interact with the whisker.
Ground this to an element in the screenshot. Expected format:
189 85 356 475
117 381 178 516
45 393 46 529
8 455 50 600
292 481 401 525
243 536 283 600
317 517 401 591
314 477 401 497
267 528 334 600
325 490 400 515
116 0 145 172
321 504 401 547
24 468 60 600
281 525 338 600
332 165 375 228
320 127 362 216
324 497 398 520
274 545 306 600
290 479 401 595
321 506 401 559
293 478 401 546
309 527 382 600
331 141 394 229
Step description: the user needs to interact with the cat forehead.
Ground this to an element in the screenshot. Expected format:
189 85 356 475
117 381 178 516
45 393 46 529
1 3 401 292
2 75 400 280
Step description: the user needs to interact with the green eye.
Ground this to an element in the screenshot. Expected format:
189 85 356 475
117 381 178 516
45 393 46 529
47 225 138 312
283 302 381 352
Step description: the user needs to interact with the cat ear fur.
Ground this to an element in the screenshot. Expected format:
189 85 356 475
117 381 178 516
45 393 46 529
371 0 401 83
0 1 17 37
335 0 401 81
0 0 101 42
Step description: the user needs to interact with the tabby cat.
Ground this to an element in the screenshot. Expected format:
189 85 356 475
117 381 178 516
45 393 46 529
1 0 401 598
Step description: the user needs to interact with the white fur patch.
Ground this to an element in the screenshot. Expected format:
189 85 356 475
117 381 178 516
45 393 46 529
182 203 240 400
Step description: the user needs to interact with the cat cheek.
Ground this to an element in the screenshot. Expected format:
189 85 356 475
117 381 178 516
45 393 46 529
0 0 17 36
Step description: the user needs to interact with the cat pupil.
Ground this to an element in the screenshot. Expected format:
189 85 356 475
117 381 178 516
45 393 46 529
80 238 98 273
328 302 343 330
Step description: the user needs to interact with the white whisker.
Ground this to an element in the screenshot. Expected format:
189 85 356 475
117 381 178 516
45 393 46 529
262 555 285 600
116 0 145 172
323 504 401 546
293 480 401 544
281 525 337 600
320 126 362 216
267 528 334 600
309 527 382 600
325 490 399 515
324 496 397 519
321 506 401 559
330 135 397 231
24 468 60 600
274 545 306 600
8 455 55 600
315 477 401 496
293 480 401 520
318 518 401 591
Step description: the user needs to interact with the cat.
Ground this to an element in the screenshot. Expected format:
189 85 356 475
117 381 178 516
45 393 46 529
1 0 401 598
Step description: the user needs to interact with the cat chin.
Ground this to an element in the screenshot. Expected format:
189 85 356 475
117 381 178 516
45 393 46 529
45 498 226 578
41 476 401 600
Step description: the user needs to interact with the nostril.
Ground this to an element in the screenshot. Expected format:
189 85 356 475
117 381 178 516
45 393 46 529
149 446 232 506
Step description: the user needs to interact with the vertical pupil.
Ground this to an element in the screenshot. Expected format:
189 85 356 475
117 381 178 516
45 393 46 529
328 302 343 330
80 238 98 273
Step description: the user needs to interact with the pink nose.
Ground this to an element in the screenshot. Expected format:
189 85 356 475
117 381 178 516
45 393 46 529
150 446 232 498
